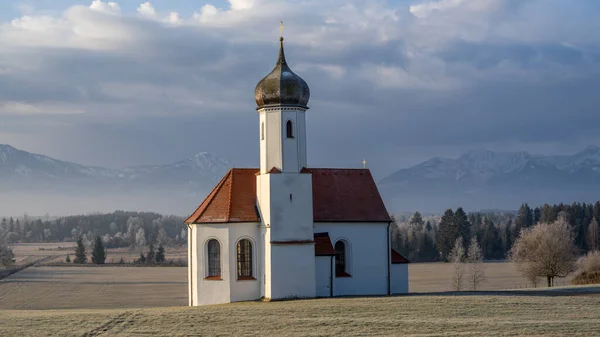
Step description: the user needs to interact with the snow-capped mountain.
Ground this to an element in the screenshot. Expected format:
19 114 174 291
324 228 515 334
0 144 230 193
379 146 600 212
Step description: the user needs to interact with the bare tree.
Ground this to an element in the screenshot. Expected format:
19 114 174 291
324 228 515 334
449 237 465 291
509 218 577 287
467 237 486 290
588 218 599 252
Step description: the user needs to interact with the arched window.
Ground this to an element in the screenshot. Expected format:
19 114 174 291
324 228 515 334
335 240 351 277
261 122 265 140
286 120 294 138
237 239 253 279
207 239 221 278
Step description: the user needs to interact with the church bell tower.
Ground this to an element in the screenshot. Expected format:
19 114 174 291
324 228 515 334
254 34 316 300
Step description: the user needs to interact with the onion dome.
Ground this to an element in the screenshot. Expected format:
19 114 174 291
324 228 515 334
254 37 310 109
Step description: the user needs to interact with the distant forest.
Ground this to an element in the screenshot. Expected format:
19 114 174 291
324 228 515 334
2 201 599 262
0 211 186 248
392 201 600 262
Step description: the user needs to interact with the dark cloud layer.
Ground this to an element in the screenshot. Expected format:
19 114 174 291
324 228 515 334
1 0 599 179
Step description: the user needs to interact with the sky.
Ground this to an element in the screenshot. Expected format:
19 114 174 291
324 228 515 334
1 0 600 179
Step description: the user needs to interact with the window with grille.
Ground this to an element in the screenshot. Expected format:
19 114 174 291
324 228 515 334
237 239 253 279
207 239 221 278
286 120 294 138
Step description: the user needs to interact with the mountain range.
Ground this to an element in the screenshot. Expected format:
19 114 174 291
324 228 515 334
378 146 600 213
1 144 600 215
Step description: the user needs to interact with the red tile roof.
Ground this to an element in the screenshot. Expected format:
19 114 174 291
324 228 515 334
185 169 260 223
314 233 335 256
391 249 410 264
185 168 391 224
307 168 392 223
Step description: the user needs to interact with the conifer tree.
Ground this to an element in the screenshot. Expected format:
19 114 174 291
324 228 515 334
146 242 155 264
91 235 107 264
73 238 87 264
155 244 165 264
65 255 71 263
454 207 471 249
436 209 455 260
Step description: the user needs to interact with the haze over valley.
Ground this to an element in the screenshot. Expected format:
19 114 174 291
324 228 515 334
3 143 600 216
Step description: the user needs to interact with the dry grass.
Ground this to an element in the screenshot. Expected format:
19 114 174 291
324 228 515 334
1 292 600 336
0 262 577 311
8 242 187 266
409 261 573 292
0 266 187 310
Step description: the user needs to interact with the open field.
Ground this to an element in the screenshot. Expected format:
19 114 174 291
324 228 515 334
0 261 576 310
5 242 187 266
1 289 600 336
409 261 573 292
0 266 187 310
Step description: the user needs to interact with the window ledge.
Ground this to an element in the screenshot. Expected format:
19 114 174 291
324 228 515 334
237 276 256 281
205 276 223 281
335 272 352 278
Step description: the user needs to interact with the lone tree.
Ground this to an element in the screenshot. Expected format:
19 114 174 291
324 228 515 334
65 255 71 263
0 243 15 266
509 218 577 287
91 235 107 264
449 237 465 291
73 238 87 264
466 237 486 290
155 244 165 264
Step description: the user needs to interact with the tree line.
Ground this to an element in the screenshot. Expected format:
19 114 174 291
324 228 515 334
0 210 187 248
392 201 600 262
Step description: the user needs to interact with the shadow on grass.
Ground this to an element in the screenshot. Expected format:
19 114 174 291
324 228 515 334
401 287 600 298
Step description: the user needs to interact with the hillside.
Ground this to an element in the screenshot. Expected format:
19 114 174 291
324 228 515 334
1 291 599 336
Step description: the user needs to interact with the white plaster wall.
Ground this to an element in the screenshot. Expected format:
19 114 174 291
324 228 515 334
297 112 307 169
268 243 316 300
259 107 307 174
314 223 389 296
259 108 282 174
267 173 314 242
259 113 267 174
281 109 307 172
189 223 263 305
188 225 193 306
315 256 333 297
228 223 261 303
391 264 409 294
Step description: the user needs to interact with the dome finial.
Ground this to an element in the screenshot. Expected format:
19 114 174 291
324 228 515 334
277 21 286 65
279 20 284 39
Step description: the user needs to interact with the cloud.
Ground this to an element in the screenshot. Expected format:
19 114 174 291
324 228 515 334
0 0 598 177
89 0 121 15
137 2 156 18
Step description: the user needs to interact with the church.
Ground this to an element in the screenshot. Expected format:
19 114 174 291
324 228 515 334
185 35 409 306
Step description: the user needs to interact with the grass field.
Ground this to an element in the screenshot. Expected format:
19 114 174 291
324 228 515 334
1 290 600 336
0 242 574 310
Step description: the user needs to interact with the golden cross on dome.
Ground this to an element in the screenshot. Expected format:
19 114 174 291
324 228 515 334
279 20 284 38
362 158 367 169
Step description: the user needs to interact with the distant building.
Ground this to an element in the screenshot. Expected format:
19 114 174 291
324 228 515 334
185 36 409 306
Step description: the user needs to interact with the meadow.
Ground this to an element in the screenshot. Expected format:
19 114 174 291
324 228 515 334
0 242 575 310
1 290 600 336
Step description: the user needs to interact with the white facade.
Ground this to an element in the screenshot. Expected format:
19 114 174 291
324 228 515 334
314 223 390 296
259 107 308 174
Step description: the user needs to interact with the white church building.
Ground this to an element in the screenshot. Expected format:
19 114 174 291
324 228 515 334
185 36 409 306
